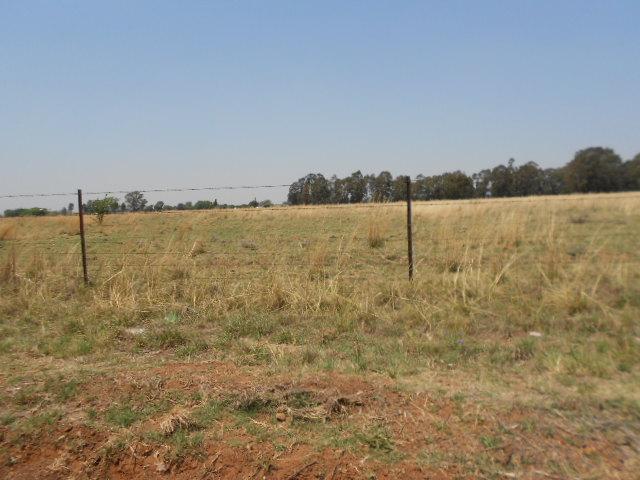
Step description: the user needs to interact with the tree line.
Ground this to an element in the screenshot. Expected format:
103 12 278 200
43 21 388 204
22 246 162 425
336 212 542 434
3 191 273 219
287 147 640 204
3 146 639 218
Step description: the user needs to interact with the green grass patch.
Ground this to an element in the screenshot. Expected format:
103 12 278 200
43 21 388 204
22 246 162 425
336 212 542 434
105 405 143 428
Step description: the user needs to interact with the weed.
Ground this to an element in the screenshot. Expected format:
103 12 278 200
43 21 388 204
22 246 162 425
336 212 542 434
105 405 142 428
167 430 204 461
24 410 61 432
44 376 80 402
480 435 501 449
191 400 224 428
513 338 537 361
139 328 188 349
175 339 208 358
14 386 40 406
355 423 394 452
1 414 16 426
238 343 273 366
223 315 276 340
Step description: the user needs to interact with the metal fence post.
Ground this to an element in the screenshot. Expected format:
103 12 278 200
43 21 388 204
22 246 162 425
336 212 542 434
77 189 89 285
405 176 414 280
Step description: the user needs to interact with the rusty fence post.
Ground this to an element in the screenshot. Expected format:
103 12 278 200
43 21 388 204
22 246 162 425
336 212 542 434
405 176 414 281
77 189 89 285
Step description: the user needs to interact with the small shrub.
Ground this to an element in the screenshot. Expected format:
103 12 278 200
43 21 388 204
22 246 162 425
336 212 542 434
89 197 119 225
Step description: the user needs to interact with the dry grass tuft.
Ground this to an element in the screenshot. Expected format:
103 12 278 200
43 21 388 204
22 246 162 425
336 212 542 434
189 240 206 257
0 250 17 283
367 223 385 249
159 410 192 436
308 242 330 277
0 222 17 240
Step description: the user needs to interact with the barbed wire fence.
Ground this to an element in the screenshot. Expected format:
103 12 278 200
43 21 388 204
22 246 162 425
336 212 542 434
1 178 639 286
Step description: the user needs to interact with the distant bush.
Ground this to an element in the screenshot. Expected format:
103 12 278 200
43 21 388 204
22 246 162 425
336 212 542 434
194 200 216 210
3 208 48 217
88 197 119 224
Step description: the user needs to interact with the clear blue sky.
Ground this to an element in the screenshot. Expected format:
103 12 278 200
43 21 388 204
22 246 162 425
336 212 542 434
1 0 639 209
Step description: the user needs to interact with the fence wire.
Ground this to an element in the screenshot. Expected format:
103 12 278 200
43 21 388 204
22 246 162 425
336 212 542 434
2 183 639 285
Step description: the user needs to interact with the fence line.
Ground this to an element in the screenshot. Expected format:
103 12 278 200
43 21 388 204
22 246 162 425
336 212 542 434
2 182 640 285
0 183 293 199
2 182 639 202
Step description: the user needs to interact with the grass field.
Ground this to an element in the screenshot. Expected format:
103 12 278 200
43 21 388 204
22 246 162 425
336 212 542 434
1 193 639 479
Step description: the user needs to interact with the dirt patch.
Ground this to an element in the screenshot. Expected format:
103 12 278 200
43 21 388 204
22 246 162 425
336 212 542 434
1 361 637 479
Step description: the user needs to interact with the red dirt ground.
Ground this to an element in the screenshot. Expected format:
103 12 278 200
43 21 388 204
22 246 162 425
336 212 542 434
2 361 637 479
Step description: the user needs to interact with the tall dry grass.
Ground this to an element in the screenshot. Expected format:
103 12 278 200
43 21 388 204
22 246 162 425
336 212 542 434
0 193 638 380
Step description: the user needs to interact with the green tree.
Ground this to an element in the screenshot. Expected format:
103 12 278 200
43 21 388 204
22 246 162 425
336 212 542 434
564 147 624 193
345 171 367 203
89 197 119 224
490 159 516 197
330 175 349 203
124 191 147 211
472 169 492 198
512 162 543 196
194 200 215 209
154 201 165 211
624 154 640 190
391 175 409 201
442 171 474 199
418 175 444 200
371 171 393 202
287 174 331 204
540 168 565 195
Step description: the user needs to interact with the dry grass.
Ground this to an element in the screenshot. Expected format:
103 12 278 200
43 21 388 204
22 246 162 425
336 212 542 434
367 221 386 248
0 222 16 240
1 192 639 478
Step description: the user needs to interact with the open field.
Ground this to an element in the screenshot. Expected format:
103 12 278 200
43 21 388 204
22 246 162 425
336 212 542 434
1 193 639 479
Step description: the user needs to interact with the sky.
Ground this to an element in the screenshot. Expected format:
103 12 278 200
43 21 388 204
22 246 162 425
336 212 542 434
1 0 639 209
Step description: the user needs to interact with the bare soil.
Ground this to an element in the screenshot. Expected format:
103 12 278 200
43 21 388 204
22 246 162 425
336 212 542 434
2 360 637 479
